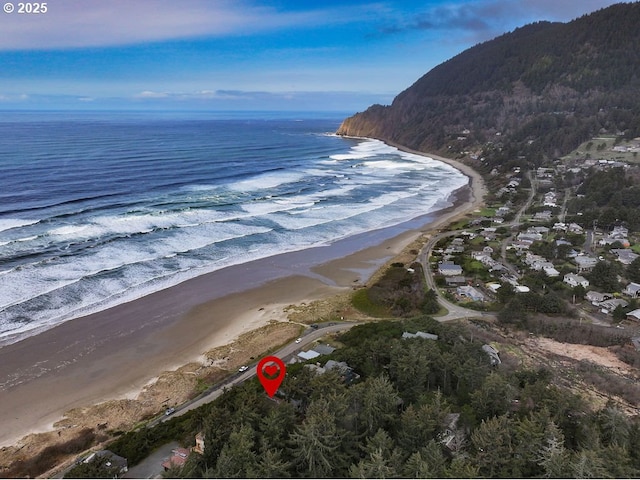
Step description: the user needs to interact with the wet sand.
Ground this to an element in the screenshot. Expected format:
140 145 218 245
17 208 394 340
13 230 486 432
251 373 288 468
0 148 485 448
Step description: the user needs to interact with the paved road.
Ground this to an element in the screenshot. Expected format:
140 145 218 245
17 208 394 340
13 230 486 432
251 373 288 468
417 229 494 322
500 171 537 278
152 322 359 424
123 441 179 479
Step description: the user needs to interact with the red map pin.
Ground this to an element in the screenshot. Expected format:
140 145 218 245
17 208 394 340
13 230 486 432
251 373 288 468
256 356 286 397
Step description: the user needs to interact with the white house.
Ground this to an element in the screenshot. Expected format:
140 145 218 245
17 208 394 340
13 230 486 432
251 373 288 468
563 273 589 288
624 282 640 298
627 308 640 322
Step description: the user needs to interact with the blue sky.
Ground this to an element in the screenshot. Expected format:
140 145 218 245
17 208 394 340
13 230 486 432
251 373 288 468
0 0 623 112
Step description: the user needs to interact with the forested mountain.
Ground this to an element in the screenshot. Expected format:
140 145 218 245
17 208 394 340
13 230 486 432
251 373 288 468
337 2 640 158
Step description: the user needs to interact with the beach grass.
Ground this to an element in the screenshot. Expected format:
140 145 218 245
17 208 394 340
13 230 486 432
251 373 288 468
351 289 391 317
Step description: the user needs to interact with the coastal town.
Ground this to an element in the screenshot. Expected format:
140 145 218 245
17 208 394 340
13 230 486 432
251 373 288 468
428 138 640 330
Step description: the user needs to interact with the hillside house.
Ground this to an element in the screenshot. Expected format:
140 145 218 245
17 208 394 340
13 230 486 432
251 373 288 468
612 249 639 265
83 450 128 476
564 273 589 288
456 285 485 302
162 448 190 471
624 282 640 298
438 261 463 276
600 298 628 314
585 291 613 305
627 309 640 322
482 344 501 366
445 276 467 286
568 223 584 234
574 255 598 273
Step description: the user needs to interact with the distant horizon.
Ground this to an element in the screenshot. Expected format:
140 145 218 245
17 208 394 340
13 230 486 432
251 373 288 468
0 0 624 111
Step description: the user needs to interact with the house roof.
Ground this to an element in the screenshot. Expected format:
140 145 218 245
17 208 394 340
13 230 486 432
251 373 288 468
627 309 640 321
298 350 320 360
402 331 439 340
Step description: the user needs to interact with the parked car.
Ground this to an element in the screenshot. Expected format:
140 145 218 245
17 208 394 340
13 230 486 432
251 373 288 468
238 365 249 372
165 407 175 416
295 338 302 344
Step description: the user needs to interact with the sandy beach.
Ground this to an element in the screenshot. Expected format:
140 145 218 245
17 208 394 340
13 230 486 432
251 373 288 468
0 145 486 462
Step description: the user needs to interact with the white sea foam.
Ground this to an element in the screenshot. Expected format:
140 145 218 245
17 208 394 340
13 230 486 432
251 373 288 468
0 218 39 234
0 128 469 346
227 171 304 192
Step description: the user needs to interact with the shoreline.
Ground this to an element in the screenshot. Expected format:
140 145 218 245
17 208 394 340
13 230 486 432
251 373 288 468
0 143 486 454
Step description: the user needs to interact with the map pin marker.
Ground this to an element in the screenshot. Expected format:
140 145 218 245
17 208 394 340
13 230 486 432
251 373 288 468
256 355 286 397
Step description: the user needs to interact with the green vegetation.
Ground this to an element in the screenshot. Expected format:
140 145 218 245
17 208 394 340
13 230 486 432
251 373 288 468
352 263 438 317
117 317 640 479
338 3 640 161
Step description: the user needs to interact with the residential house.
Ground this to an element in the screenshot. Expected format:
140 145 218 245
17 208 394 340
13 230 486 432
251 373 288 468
544 266 560 277
518 231 543 244
533 210 553 222
624 282 640 298
83 450 128 476
600 298 628 314
564 273 589 288
585 291 613 305
438 261 463 276
574 255 598 273
297 350 321 361
568 223 584 234
482 344 501 366
162 448 190 471
456 285 485 302
553 222 568 232
611 249 639 266
627 309 640 322
438 413 466 452
313 344 336 356
445 276 467 286
307 360 360 384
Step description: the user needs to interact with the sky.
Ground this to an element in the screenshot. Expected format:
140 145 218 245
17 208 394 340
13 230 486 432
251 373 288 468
0 0 626 112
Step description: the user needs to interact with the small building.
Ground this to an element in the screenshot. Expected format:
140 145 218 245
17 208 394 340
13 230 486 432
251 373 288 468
612 249 639 265
445 275 467 286
543 266 560 277
624 282 640 298
585 291 613 305
456 285 485 302
298 350 321 361
402 331 439 341
600 298 628 314
564 273 589 288
193 432 205 455
627 309 640 322
482 344 501 366
574 255 598 273
307 360 360 384
83 450 128 475
313 344 336 356
162 448 190 471
438 261 463 276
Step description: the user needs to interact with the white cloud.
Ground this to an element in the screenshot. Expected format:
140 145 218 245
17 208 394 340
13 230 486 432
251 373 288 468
134 90 170 99
0 0 351 50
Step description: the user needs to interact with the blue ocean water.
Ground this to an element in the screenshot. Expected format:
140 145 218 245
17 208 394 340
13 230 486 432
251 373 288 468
0 111 467 344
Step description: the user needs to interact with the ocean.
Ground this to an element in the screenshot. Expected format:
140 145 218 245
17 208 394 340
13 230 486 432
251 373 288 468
0 111 467 345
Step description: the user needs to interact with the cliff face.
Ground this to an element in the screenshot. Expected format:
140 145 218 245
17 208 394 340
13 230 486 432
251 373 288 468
338 2 640 157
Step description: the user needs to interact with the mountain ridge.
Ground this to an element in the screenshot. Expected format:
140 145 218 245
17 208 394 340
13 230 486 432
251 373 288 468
337 2 640 159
